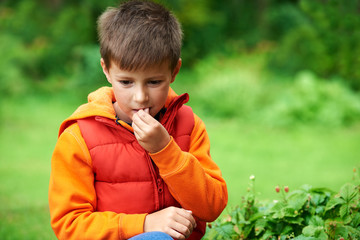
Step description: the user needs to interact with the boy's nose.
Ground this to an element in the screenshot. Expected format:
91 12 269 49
134 87 149 103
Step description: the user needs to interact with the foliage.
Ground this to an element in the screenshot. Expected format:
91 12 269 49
0 33 31 96
191 55 360 127
204 170 360 240
261 71 360 127
268 0 360 90
0 0 359 102
0 0 113 96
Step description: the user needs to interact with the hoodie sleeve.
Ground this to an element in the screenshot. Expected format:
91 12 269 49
48 123 146 240
149 114 228 222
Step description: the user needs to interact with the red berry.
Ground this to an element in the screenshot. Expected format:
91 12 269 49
284 186 289 193
275 186 280 193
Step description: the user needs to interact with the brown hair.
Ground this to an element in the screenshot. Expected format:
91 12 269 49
97 0 183 72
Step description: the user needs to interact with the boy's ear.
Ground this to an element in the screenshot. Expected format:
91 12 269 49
100 58 111 84
171 58 182 83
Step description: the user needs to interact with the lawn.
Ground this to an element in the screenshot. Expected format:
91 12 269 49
206 119 360 205
0 91 359 239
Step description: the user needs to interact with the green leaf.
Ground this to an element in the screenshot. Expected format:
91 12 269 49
316 230 328 240
351 212 360 227
303 225 317 237
345 225 360 238
243 223 255 238
204 228 220 240
340 183 357 203
283 207 297 217
270 202 287 219
340 204 349 218
272 210 284 219
334 224 349 239
310 193 325 206
309 215 324 227
287 216 304 225
270 201 287 213
293 235 319 240
310 187 334 196
300 184 313 192
315 206 325 214
249 212 264 222
303 225 326 238
212 222 237 239
254 218 267 236
344 215 352 225
261 230 275 240
288 192 309 210
325 197 345 211
282 225 293 235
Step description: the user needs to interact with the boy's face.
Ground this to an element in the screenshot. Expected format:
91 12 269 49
101 59 181 123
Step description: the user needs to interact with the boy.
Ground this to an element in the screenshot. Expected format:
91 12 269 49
48 1 227 239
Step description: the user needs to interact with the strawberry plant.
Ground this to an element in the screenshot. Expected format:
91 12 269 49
204 169 360 240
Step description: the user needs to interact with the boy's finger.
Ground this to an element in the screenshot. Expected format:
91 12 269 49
132 114 148 135
178 209 197 228
132 112 147 127
137 109 157 125
169 221 190 239
166 228 186 240
132 121 144 138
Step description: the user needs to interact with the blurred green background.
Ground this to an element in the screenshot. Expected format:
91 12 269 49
1 0 360 239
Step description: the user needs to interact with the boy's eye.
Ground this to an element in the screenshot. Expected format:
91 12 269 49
119 80 132 86
148 80 162 85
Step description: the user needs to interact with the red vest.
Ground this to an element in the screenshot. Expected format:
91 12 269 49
78 94 206 239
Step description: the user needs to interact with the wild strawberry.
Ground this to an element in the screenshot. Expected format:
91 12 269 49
284 186 289 193
275 186 280 193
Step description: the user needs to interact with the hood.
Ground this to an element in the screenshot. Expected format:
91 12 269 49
58 86 179 136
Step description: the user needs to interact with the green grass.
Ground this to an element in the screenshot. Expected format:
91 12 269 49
0 94 76 240
205 119 360 206
1 93 359 239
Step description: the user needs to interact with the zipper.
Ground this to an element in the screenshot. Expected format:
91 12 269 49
155 168 164 209
146 154 163 211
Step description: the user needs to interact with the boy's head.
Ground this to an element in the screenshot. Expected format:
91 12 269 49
97 0 183 123
97 0 183 72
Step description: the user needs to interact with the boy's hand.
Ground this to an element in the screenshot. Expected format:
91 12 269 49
132 109 171 153
144 207 197 240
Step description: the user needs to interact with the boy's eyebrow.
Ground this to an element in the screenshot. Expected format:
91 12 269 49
114 74 167 80
114 74 133 80
145 74 167 80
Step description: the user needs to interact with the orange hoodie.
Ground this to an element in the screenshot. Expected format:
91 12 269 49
49 87 228 240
